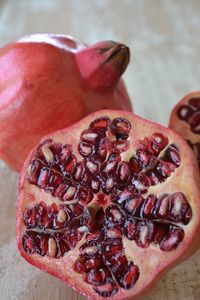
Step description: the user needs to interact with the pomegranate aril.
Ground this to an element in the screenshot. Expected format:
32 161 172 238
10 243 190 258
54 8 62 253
184 207 192 225
85 159 99 174
24 206 38 229
165 144 181 166
80 243 99 257
81 129 101 142
142 194 157 217
77 187 93 205
90 177 100 193
36 234 49 256
37 167 49 188
189 112 200 134
59 144 72 162
124 218 137 240
85 268 108 286
153 223 169 244
96 138 109 161
103 159 118 174
146 170 162 185
78 141 94 157
73 162 85 181
105 227 122 239
85 258 102 271
124 196 143 215
103 241 123 255
89 116 110 132
156 161 176 178
188 97 200 108
118 161 131 182
47 172 63 193
116 190 133 205
74 259 86 273
137 221 155 248
105 205 124 224
62 155 77 174
106 253 128 273
136 150 152 166
111 117 131 136
93 278 118 298
53 233 70 257
41 144 54 162
170 192 192 224
102 177 115 194
54 183 66 198
112 140 130 153
117 262 140 289
116 262 140 290
22 231 36 254
28 160 43 185
129 156 142 173
156 194 170 218
160 227 184 251
63 186 77 200
177 105 195 121
150 133 168 155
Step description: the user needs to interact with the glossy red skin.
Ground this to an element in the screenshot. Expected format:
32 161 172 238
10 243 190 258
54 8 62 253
0 34 132 171
17 110 200 300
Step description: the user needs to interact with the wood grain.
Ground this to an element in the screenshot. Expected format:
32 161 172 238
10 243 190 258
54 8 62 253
0 0 200 299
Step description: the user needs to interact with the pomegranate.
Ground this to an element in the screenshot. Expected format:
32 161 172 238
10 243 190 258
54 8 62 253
0 34 132 171
169 91 200 168
17 110 200 300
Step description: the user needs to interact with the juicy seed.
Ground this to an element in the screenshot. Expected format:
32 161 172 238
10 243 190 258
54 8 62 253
90 116 110 131
111 118 131 136
48 238 57 257
57 209 67 223
79 141 93 157
160 228 184 251
42 145 54 162
177 105 195 121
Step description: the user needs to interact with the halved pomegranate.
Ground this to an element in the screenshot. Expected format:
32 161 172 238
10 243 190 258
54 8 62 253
169 91 200 168
17 110 200 300
0 34 132 171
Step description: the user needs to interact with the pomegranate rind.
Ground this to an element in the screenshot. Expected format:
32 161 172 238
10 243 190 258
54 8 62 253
0 34 132 171
17 110 200 300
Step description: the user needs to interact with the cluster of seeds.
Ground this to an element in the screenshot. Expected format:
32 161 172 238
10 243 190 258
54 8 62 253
22 115 192 297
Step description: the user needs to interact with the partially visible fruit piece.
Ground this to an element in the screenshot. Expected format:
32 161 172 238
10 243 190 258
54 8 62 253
17 110 200 300
169 91 200 168
0 34 132 171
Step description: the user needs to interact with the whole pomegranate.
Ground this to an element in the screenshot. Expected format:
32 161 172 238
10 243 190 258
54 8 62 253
169 91 200 167
0 34 132 171
17 110 200 300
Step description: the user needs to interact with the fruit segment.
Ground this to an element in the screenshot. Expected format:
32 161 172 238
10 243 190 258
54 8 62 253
17 110 200 300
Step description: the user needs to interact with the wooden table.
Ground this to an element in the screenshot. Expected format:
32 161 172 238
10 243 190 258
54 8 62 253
0 0 200 299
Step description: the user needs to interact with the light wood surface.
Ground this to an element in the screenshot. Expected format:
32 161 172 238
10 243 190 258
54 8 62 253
0 1 200 299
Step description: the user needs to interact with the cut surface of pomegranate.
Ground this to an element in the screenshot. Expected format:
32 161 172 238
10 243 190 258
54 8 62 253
0 34 132 171
17 110 200 300
169 91 200 169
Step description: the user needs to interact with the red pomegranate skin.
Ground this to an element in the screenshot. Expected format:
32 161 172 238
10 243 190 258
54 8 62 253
0 34 132 171
17 110 200 300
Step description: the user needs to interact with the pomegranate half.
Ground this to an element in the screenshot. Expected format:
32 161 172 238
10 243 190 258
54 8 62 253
0 34 132 171
17 110 200 300
169 91 200 168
